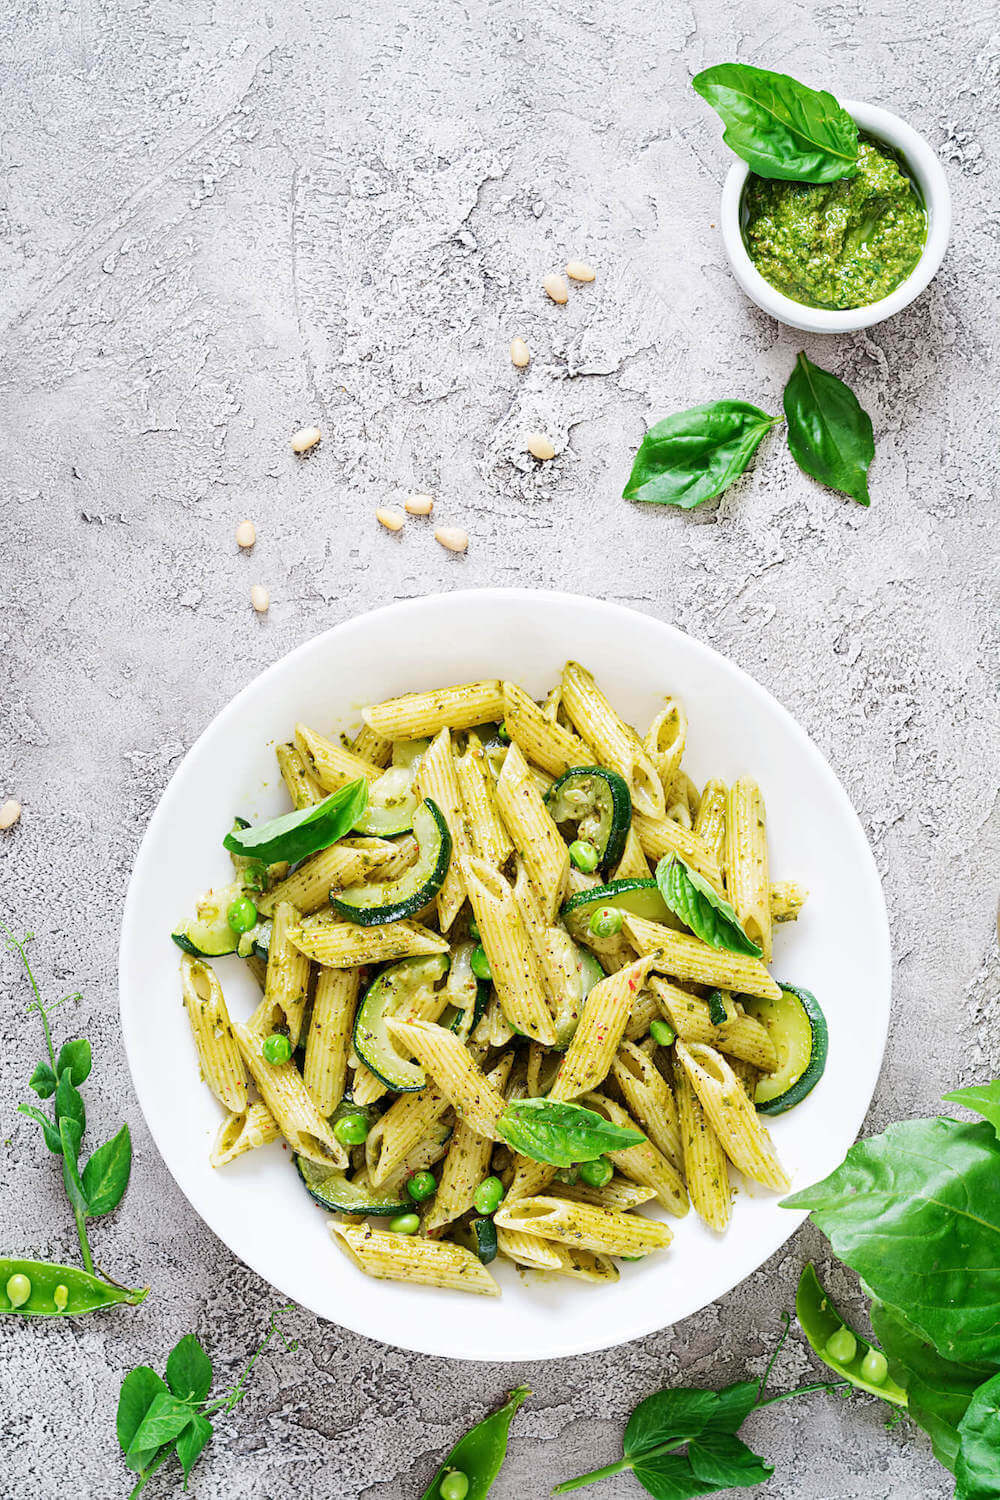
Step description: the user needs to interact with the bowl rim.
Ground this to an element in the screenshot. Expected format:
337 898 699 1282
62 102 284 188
119 587 893 1361
719 98 952 334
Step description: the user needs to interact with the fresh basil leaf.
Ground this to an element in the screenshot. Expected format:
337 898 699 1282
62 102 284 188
56 1037 92 1086
17 1102 63 1154
117 1367 169 1466
223 779 368 866
624 1389 720 1456
631 1452 718 1500
175 1412 214 1487
656 855 761 956
28 1061 56 1099
165 1334 213 1405
125 1391 201 1470
956 1371 1000 1500
943 1082 1000 1142
623 402 780 510
704 1381 760 1434
783 352 874 507
784 1117 1000 1364
496 1099 645 1167
80 1124 132 1216
692 63 858 182
687 1430 772 1488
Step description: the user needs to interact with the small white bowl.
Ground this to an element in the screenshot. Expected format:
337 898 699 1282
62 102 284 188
720 99 951 333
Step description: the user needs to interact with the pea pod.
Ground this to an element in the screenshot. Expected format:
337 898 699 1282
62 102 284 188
795 1263 907 1406
420 1386 530 1500
0 1257 149 1317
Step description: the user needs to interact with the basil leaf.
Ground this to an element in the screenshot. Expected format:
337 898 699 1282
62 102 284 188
943 1082 1000 1142
656 855 761 956
125 1391 201 1470
223 779 368 865
687 1430 772 1488
80 1124 133 1216
117 1366 169 1466
496 1099 644 1167
175 1412 214 1486
624 1389 720 1456
18 1102 63 1154
784 1116 1000 1364
165 1333 213 1405
956 1371 1000 1500
692 63 858 182
631 1452 717 1500
56 1037 92 1086
783 352 874 507
623 401 780 510
28 1061 56 1099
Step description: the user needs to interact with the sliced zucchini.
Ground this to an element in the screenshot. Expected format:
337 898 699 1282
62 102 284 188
472 1215 499 1265
546 930 608 1048
438 941 490 1040
547 766 632 870
331 799 451 926
352 954 451 1091
171 878 249 957
352 740 429 836
295 1156 408 1215
560 877 673 928
742 982 828 1115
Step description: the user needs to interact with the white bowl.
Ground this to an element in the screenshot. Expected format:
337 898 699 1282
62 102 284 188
119 590 891 1361
720 100 951 333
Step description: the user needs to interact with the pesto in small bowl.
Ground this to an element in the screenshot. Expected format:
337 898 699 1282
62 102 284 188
740 137 927 310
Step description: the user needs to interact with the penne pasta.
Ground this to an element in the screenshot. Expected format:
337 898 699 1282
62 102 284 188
631 810 723 888
494 1195 673 1258
462 856 555 1045
582 1092 688 1216
726 779 772 962
294 723 382 792
455 731 514 867
495 741 569 921
180 955 248 1113
671 1052 732 1232
560 661 665 818
643 698 687 800
675 1041 790 1192
257 840 401 917
276 741 326 809
501 680 592 777
289 913 449 967
362 681 506 739
414 727 470 930
384 1019 507 1139
612 825 651 881
423 1056 513 1232
496 1227 563 1270
553 1178 658 1212
623 914 782 1001
610 1039 682 1169
234 1023 346 1168
303 967 360 1116
550 958 654 1101
256 901 311 1048
210 1102 281 1168
692 778 727 868
350 723 393 768
648 976 778 1070
329 1221 499 1296
365 1085 453 1186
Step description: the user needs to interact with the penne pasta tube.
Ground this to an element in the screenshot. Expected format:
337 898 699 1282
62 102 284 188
494 1194 673 1258
506 1156 558 1202
385 1019 507 1139
537 1244 620 1282
497 1227 563 1270
726 779 772 962
455 731 514 867
330 1221 499 1296
611 1039 682 1169
495 742 569 921
692 778 727 868
462 856 556 1045
581 1092 688 1216
550 958 654 1101
675 1042 790 1192
234 1023 346 1168
210 1102 280 1168
612 825 651 881
180 955 248 1113
414 728 470 930
257 901 311 1048
303 967 360 1116
631 810 723 889
671 1052 732 1232
365 1085 453 1186
257 841 402 917
623 914 782 1001
350 723 393 768
648 976 778 1071
362 681 506 739
553 1178 658 1212
560 661 665 819
501 680 592 777
643 698 687 800
294 724 382 792
276 741 326 809
289 913 448 967
423 1056 513 1232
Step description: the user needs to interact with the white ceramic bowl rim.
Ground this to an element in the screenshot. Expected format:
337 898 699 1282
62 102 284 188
720 99 952 334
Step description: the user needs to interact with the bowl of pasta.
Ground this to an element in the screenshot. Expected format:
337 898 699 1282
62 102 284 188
120 589 890 1361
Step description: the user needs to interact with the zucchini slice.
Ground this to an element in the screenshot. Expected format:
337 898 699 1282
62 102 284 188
742 982 828 1115
560 877 673 928
171 878 249 957
295 1156 408 1216
352 740 429 836
352 954 451 1090
438 941 490 1040
547 766 632 870
546 930 607 1048
331 799 452 925
472 1215 499 1265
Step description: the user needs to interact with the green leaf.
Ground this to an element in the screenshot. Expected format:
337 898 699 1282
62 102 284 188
783 352 874 507
704 1381 760 1434
17 1102 63 1154
175 1412 214 1487
117 1367 168 1466
496 1099 644 1167
687 1430 773 1488
956 1371 1000 1499
28 1061 56 1098
631 1453 718 1500
784 1116 1000 1364
58 1115 89 1213
55 1069 85 1140
624 1389 720 1456
692 63 858 182
223 779 368 866
656 855 762 956
80 1124 132 1216
124 1391 201 1470
623 401 780 510
165 1334 213 1404
56 1038 92 1086
944 1082 1000 1142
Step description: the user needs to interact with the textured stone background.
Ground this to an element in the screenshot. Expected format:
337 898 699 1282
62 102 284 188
1 0 998 1495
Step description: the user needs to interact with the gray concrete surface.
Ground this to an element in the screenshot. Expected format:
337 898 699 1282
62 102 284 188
1 0 998 1495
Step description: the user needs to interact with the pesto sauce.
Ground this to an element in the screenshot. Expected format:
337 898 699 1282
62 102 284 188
742 138 927 310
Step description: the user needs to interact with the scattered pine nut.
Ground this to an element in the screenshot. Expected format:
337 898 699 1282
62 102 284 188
0 799 21 831
404 493 434 516
376 507 406 532
250 585 270 613
435 526 468 553
235 519 256 549
526 432 556 461
542 274 569 304
291 426 321 454
509 338 530 368
566 260 596 282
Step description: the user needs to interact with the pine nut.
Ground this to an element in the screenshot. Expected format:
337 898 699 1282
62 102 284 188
566 260 596 282
509 338 530 368
250 585 270 613
542 274 568 304
376 507 406 532
435 526 468 553
526 432 556 461
290 426 321 454
404 493 434 516
0 799 21 831
235 519 256 549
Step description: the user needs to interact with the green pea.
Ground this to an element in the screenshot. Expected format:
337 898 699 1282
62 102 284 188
53 1284 68 1313
649 1019 676 1046
473 1175 505 1215
861 1348 889 1385
407 1170 437 1202
333 1112 369 1146
569 840 599 873
554 1166 580 1184
578 1155 613 1188
227 895 259 934
497 724 511 743
468 918 480 941
262 1032 292 1064
388 1213 420 1235
440 1471 470 1500
825 1327 857 1364
6 1273 31 1308
588 904 622 937
470 945 492 981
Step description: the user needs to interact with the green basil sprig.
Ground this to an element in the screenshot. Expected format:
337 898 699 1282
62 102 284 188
692 63 858 182
783 352 874 506
223 778 368 865
496 1099 644 1167
655 855 762 957
623 401 781 510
